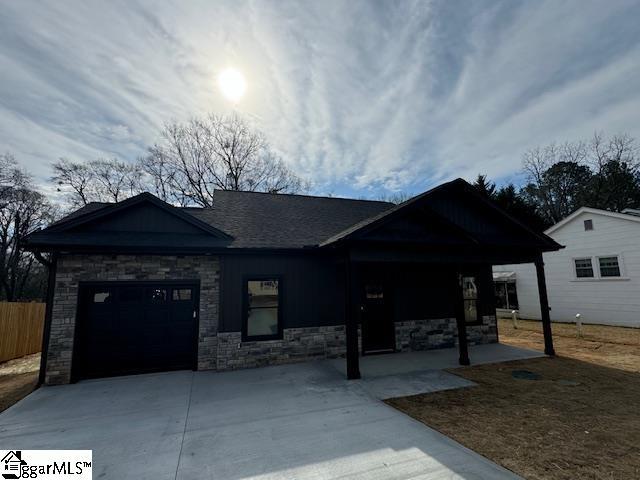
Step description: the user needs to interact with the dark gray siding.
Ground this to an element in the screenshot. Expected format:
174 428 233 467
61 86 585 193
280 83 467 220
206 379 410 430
220 253 495 333
220 253 345 332
69 203 205 234
389 263 495 321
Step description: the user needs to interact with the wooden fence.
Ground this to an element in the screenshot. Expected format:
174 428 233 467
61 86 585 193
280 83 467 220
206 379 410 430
0 302 45 363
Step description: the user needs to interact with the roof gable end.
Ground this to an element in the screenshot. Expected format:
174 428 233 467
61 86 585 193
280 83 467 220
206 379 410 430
46 193 232 238
545 207 640 235
321 179 561 251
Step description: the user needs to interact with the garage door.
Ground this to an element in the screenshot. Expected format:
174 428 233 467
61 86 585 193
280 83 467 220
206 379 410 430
73 282 199 380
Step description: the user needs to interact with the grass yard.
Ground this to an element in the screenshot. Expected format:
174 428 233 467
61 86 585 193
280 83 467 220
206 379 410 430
0 353 40 413
386 319 640 480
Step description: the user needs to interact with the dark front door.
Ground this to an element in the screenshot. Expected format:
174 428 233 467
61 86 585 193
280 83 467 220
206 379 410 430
73 281 199 380
360 281 395 354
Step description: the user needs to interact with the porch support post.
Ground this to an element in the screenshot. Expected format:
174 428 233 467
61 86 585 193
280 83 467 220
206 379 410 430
455 273 470 366
534 253 556 356
345 253 360 380
456 318 470 366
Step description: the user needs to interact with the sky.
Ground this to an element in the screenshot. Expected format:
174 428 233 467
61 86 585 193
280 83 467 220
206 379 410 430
1 0 640 199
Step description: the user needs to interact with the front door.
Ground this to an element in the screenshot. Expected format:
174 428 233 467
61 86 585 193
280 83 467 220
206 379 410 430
360 281 395 354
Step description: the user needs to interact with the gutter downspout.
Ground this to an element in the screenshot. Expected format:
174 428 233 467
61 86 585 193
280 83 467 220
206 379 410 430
34 251 57 386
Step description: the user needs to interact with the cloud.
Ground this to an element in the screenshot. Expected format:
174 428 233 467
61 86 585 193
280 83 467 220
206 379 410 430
1 0 639 197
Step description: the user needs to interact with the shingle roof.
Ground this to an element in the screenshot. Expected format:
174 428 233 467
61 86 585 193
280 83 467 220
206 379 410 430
188 190 394 248
38 191 394 250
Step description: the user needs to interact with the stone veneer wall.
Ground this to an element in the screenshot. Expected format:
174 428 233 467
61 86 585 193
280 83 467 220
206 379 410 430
217 326 346 370
46 254 220 384
47 252 497 384
395 315 498 352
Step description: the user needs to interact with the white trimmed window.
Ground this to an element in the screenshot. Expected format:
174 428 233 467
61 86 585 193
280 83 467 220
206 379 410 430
598 256 621 277
574 258 594 278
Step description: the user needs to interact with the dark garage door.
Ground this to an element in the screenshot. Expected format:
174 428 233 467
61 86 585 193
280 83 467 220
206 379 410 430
73 282 199 380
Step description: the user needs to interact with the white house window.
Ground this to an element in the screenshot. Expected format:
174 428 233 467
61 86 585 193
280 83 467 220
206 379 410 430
598 256 621 277
574 258 594 278
494 281 519 310
584 219 593 231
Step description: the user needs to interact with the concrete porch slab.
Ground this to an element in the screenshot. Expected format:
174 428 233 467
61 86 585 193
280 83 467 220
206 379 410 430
329 343 544 399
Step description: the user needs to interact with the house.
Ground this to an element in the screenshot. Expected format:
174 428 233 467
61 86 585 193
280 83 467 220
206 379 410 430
23 179 562 385
493 206 640 328
2 450 26 476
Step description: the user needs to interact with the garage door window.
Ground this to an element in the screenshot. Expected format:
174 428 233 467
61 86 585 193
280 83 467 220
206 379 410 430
147 287 167 302
92 290 113 303
244 278 281 341
172 288 192 301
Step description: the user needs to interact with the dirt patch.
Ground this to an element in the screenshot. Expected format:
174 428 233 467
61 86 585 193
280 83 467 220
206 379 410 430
387 356 640 480
0 353 40 413
386 321 640 479
499 318 640 373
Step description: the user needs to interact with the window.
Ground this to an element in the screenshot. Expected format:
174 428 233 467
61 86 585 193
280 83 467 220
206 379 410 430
584 219 593 231
172 288 192 301
365 284 384 299
462 276 479 324
598 256 621 277
92 290 113 303
574 258 594 278
146 287 167 302
494 282 519 310
245 279 280 340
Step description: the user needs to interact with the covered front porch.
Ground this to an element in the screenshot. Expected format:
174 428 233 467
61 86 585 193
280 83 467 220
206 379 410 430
319 179 562 380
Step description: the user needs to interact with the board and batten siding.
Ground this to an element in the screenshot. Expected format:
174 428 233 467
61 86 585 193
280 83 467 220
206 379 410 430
494 210 640 328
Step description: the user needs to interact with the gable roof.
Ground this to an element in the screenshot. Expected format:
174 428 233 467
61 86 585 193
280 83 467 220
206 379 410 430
545 206 640 235
45 192 231 238
25 180 562 252
189 190 394 248
22 192 233 252
320 178 562 251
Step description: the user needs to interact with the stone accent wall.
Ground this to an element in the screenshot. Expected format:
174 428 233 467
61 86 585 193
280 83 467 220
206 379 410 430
217 326 346 370
395 315 498 352
46 254 220 385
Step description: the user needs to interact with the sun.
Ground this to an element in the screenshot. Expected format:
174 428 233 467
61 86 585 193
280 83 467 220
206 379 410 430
218 68 247 102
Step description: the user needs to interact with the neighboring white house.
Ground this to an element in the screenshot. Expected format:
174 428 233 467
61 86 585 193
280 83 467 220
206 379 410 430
493 207 640 328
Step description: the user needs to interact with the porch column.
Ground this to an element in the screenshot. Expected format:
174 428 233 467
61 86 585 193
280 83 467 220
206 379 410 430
455 273 470 366
534 253 556 356
345 256 360 379
456 319 470 365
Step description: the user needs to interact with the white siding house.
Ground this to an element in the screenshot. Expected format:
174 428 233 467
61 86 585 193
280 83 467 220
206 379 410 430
494 207 640 328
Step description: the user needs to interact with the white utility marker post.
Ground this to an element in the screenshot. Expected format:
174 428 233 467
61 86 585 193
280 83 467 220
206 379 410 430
575 313 583 338
511 310 518 329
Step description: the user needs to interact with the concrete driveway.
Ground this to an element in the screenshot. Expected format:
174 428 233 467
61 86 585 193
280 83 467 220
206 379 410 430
0 353 523 479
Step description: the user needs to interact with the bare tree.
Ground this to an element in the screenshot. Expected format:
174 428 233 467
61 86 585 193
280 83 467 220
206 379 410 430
52 157 144 206
522 141 592 223
1 153 29 200
587 132 640 210
522 133 640 223
375 191 413 204
142 114 308 207
0 159 56 301
51 158 95 207
91 158 143 202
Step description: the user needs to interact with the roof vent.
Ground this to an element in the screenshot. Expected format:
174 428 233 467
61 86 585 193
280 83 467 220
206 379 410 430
584 219 593 231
